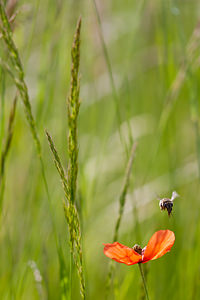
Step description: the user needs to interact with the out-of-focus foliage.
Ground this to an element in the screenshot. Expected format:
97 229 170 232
0 0 200 299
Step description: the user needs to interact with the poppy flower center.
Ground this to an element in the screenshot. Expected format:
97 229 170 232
133 244 143 255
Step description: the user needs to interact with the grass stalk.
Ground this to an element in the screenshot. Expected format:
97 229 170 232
67 16 81 205
113 141 138 242
46 131 85 299
0 0 60 236
0 95 17 212
142 20 200 184
187 70 200 179
0 5 65 289
159 20 200 133
46 18 85 299
106 142 138 296
0 69 6 152
57 242 69 300
138 263 150 300
0 2 41 154
92 0 129 155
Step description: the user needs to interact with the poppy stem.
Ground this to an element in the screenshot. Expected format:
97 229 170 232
138 263 150 300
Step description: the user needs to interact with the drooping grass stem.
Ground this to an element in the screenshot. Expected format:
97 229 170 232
138 263 150 300
0 0 60 234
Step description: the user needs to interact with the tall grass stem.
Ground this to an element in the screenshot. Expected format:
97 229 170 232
92 0 128 155
46 18 85 299
106 142 138 296
0 95 17 212
113 141 138 242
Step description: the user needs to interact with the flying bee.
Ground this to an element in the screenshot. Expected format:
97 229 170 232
159 191 179 217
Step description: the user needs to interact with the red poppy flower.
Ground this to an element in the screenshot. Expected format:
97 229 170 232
103 230 175 265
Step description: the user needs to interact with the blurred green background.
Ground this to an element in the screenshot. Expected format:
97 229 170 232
1 0 200 299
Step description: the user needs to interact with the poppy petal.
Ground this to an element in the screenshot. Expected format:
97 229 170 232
103 242 142 265
143 230 175 262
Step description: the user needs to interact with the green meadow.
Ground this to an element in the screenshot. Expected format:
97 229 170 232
0 0 200 299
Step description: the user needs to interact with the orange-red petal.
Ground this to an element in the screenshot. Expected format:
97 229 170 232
103 242 142 265
142 230 175 263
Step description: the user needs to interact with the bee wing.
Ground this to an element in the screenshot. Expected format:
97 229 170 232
171 191 179 202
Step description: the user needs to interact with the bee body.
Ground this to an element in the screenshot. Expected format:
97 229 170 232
159 191 179 217
159 198 174 216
